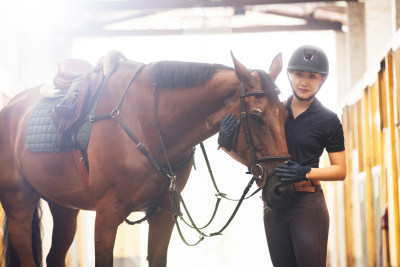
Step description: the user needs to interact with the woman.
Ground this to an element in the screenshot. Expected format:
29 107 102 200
218 45 346 266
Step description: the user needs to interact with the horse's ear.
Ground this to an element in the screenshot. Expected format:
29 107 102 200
231 51 252 83
269 53 283 81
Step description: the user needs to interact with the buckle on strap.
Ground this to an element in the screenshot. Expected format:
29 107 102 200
249 163 264 180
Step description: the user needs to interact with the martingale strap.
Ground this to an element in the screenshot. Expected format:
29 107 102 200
88 63 167 172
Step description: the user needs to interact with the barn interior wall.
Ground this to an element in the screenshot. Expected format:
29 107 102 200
395 0 400 31
330 1 400 265
337 1 366 103
365 0 393 67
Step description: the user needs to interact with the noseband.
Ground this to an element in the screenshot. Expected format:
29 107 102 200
232 81 290 181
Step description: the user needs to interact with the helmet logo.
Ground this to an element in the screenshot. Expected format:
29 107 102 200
303 48 316 62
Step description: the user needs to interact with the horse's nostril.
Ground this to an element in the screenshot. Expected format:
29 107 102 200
274 185 283 196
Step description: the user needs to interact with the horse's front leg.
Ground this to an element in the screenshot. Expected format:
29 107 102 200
147 161 193 267
46 200 79 267
94 195 126 267
147 194 175 267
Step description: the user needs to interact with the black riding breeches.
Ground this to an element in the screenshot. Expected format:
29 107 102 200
263 185 329 267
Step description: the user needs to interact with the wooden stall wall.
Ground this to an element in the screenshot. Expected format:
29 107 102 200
327 38 400 267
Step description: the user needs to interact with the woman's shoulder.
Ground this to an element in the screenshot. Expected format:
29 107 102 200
321 106 339 119
315 99 340 120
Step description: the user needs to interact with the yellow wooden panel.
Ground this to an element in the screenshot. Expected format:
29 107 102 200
384 52 400 267
347 104 360 267
340 36 400 267
369 83 381 167
394 49 400 134
344 106 353 153
362 88 376 266
357 100 364 173
379 64 390 267
380 66 389 130
342 107 354 267
347 105 356 153
393 50 400 240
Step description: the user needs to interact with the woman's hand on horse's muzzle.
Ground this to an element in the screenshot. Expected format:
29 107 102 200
217 113 237 151
274 160 311 183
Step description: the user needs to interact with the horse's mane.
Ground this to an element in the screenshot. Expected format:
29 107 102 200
152 61 232 89
256 69 279 98
151 60 278 98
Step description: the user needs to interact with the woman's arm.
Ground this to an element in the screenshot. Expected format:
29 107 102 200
306 151 347 181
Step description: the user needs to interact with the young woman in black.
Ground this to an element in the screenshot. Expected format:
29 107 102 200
265 45 346 267
218 45 346 266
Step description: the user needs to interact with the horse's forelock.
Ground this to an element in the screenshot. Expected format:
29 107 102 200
256 69 279 99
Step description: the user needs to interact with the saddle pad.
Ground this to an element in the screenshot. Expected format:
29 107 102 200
25 97 93 153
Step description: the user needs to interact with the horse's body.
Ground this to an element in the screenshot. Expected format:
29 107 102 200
0 52 288 267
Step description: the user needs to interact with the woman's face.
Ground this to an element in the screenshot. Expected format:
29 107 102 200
289 70 326 100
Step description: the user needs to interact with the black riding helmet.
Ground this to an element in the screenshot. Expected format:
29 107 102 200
287 45 329 101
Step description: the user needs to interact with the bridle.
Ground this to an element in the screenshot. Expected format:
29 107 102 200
231 76 290 181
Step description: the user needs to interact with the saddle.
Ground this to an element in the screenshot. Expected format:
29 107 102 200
53 59 93 90
50 59 104 135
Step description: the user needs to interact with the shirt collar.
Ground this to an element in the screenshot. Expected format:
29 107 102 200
285 95 323 117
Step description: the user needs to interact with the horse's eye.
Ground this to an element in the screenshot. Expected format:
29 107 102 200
249 111 264 124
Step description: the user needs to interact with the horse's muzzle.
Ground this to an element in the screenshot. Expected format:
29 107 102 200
262 172 295 208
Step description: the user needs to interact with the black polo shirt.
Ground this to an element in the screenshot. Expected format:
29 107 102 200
285 95 345 168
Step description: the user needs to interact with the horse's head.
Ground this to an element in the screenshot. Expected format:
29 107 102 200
223 52 289 186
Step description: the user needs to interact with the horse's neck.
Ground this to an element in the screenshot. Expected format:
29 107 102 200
158 72 239 157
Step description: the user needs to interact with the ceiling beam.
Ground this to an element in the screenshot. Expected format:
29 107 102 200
83 0 357 11
61 19 342 38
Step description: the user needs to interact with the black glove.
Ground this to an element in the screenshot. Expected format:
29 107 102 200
217 113 237 151
274 160 311 183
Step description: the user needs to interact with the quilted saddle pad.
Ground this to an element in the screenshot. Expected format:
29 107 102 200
25 97 93 153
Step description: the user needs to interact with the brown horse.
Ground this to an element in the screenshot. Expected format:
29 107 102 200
0 51 288 267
